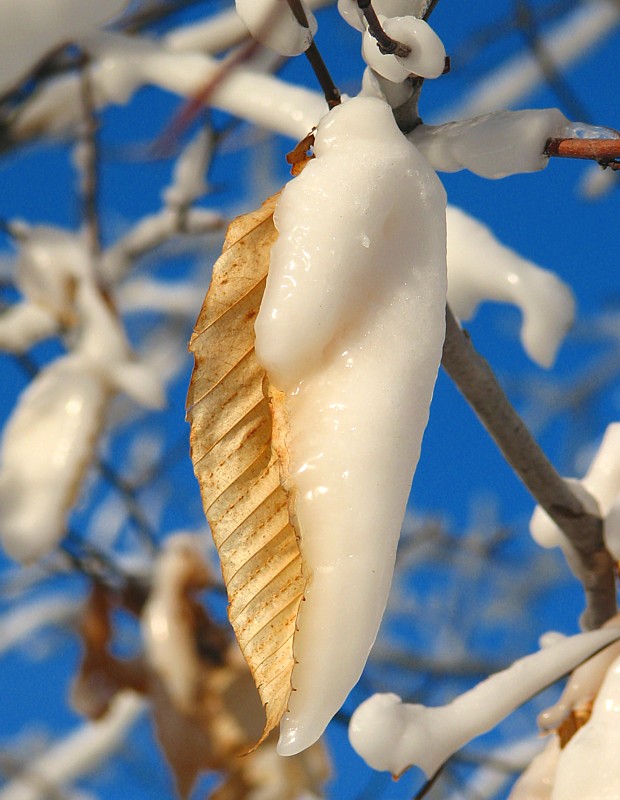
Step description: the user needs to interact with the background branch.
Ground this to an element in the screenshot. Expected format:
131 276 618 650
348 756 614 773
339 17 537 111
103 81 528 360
441 304 617 630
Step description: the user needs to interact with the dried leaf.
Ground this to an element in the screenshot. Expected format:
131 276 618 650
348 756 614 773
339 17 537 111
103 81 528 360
187 192 306 742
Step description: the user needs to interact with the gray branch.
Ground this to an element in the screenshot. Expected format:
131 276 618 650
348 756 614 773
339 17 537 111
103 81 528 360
441 304 617 630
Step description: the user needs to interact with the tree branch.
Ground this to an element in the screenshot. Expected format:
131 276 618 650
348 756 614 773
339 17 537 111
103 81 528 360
441 305 617 630
545 136 620 169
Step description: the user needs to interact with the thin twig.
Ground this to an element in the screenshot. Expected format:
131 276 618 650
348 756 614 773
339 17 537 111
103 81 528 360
514 0 590 122
545 136 620 169
78 58 101 256
286 0 341 108
441 305 617 629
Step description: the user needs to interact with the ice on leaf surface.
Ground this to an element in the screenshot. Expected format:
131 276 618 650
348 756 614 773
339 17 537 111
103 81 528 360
255 95 447 755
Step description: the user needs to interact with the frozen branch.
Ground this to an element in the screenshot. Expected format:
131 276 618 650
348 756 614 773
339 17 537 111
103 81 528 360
349 627 620 778
441 305 617 629
12 33 326 144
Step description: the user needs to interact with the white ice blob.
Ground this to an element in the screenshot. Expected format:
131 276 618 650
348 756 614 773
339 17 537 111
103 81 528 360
255 95 447 755
385 17 445 78
337 0 428 31
552 654 620 799
349 627 620 778
362 20 411 83
235 0 317 57
508 738 559 800
446 205 575 368
411 109 570 179
142 534 211 712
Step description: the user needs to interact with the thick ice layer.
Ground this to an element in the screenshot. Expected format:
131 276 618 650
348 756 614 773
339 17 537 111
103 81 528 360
235 0 317 57
0 238 164 562
410 109 570 178
337 0 428 31
348 627 620 778
254 96 447 755
553 654 620 799
446 205 575 368
142 535 210 711
362 16 444 82
0 0 128 93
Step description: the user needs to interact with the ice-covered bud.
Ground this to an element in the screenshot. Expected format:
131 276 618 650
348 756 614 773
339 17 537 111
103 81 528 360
349 628 620 779
362 20 410 82
411 109 570 178
362 16 444 82
338 0 428 30
385 17 445 78
235 0 317 57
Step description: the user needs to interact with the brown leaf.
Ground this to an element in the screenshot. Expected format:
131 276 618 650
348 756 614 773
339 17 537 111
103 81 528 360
72 582 147 720
187 192 306 744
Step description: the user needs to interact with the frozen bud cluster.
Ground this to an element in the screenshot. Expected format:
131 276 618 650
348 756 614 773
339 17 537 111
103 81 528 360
235 0 317 57
339 0 445 83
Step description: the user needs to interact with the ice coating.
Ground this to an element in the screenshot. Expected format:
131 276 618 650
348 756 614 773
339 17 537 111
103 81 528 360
530 423 620 551
446 205 575 368
0 0 129 93
508 738 559 800
362 16 444 82
0 237 164 562
142 535 211 711
385 17 445 78
552 654 620 799
348 627 620 778
254 96 447 755
235 0 317 57
337 0 428 31
538 632 620 732
410 109 571 179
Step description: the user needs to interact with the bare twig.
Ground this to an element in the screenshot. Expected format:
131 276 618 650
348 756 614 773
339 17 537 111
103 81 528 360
441 305 617 629
515 0 590 122
78 58 101 256
545 136 620 169
286 0 341 108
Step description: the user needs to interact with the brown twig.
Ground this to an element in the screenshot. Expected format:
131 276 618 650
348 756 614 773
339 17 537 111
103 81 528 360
286 0 341 108
356 0 411 57
545 137 620 169
78 59 101 256
441 305 617 630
